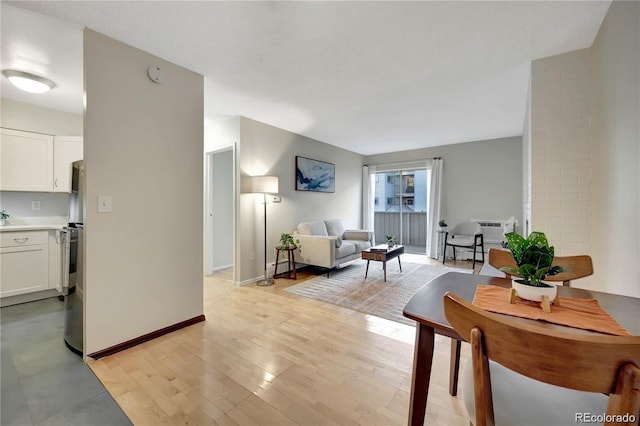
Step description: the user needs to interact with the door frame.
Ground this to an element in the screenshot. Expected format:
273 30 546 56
204 145 235 279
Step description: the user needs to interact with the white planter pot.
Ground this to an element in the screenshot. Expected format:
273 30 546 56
512 279 557 302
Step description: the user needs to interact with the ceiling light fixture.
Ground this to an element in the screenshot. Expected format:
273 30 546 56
2 70 56 94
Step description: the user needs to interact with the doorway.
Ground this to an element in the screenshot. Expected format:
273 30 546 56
205 147 234 276
373 169 429 254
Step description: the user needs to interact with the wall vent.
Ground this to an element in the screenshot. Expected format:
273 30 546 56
471 219 509 245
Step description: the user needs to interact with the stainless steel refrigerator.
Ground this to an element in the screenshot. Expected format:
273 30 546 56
64 160 84 356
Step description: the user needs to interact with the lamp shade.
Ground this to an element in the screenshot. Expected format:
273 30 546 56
242 175 279 194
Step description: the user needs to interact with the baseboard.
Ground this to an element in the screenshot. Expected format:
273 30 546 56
1 289 60 307
87 314 205 359
236 275 263 286
210 263 233 273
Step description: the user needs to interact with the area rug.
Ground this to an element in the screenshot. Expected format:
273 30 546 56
285 260 472 326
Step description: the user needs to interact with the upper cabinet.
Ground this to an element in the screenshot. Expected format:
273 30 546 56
0 128 83 193
1 128 54 191
53 136 83 192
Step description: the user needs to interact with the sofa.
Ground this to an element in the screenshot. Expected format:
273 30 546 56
293 219 373 271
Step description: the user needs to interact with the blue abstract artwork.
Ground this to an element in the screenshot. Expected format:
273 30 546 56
296 156 335 193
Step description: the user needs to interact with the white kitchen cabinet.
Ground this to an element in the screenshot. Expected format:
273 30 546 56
0 128 54 191
53 136 83 192
0 231 49 298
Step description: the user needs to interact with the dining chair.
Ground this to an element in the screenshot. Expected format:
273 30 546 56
487 248 594 286
473 248 510 277
443 292 640 426
442 222 484 269
548 254 594 286
449 248 596 397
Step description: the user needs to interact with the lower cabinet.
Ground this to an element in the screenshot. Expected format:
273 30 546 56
0 231 50 298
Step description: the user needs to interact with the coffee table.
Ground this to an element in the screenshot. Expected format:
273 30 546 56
361 245 404 282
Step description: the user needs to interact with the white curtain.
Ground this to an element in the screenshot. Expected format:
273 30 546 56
426 158 443 258
362 165 376 231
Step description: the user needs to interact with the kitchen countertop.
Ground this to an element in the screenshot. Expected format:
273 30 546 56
0 216 68 232
0 224 67 232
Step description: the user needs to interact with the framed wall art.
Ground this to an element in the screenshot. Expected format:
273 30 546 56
295 156 335 193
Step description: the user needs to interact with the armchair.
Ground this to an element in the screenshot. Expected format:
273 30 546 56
443 222 485 269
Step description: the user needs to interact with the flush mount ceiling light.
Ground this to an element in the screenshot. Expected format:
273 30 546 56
2 70 56 94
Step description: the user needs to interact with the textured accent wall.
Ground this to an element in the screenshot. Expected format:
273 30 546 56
530 49 592 256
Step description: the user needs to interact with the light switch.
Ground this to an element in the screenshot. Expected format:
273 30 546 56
97 195 112 213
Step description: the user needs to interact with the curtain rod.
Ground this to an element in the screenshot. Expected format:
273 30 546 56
363 156 441 167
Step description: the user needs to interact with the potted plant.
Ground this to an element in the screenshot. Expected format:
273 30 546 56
385 234 397 248
279 233 301 252
500 231 567 302
0 209 10 226
438 219 447 228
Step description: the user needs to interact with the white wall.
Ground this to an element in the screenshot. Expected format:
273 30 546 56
365 137 523 233
526 1 639 297
522 79 532 236
237 117 364 284
1 98 83 136
83 29 204 355
590 0 639 297
530 49 593 259
204 116 240 153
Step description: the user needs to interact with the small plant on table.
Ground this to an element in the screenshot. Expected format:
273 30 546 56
279 233 301 252
385 235 398 247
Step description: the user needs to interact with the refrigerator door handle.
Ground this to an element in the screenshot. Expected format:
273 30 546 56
59 230 70 294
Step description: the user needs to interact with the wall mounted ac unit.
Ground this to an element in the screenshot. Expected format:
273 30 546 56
455 219 510 261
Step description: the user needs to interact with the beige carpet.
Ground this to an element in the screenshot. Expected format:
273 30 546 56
285 259 472 326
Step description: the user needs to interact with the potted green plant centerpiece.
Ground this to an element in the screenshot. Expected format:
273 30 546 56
385 234 397 248
501 231 567 303
279 233 301 252
0 210 10 226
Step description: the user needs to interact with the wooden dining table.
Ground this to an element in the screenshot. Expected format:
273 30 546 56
402 272 640 426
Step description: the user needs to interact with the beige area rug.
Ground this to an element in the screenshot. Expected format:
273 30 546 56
285 259 472 326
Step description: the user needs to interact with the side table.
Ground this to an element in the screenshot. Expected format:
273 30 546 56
273 246 297 280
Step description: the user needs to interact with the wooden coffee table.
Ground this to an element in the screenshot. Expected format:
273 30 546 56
361 245 404 282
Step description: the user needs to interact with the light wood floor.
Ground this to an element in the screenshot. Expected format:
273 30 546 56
89 257 478 425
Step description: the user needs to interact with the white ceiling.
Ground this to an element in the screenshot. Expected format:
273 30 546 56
1 1 610 155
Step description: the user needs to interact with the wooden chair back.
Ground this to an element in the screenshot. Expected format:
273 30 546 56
548 255 594 286
488 248 594 286
443 292 640 426
487 248 517 276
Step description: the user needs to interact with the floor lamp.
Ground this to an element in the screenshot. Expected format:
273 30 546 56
243 175 279 286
